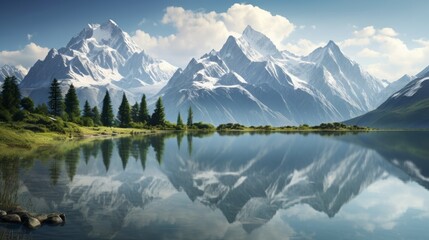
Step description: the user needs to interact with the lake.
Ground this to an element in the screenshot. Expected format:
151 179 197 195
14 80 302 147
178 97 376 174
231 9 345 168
1 131 429 239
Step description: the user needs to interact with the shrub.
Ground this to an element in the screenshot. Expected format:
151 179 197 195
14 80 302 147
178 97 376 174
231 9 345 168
81 117 94 127
0 109 12 122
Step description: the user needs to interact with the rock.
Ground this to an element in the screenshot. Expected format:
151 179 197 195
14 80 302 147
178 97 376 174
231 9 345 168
35 214 48 223
0 210 6 216
1 214 21 223
59 213 66 222
7 207 29 219
46 214 63 225
25 217 41 229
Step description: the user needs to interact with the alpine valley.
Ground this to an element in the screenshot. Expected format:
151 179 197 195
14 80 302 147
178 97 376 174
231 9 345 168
14 20 420 126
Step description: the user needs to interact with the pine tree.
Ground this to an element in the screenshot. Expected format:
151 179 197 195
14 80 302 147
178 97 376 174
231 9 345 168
48 79 64 117
101 90 114 126
131 102 139 123
177 112 184 127
139 94 150 124
83 100 92 118
1 76 21 113
20 97 34 112
81 100 93 126
64 84 80 122
187 106 193 127
91 106 101 126
35 103 49 115
117 93 131 127
151 97 166 126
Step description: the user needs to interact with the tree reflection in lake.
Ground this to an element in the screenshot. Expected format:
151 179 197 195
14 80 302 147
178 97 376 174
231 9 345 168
1 132 429 240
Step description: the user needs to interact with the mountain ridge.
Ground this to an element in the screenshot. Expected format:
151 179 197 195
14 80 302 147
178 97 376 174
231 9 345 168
19 20 177 111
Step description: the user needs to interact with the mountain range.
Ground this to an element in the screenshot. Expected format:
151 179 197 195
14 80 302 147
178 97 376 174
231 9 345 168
2 20 426 127
19 20 177 111
158 26 403 125
0 64 27 84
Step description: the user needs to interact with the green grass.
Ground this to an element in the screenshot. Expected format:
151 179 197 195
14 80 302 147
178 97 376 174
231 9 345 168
346 99 429 129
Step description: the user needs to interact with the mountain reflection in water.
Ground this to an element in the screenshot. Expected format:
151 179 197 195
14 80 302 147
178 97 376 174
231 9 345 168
1 132 429 239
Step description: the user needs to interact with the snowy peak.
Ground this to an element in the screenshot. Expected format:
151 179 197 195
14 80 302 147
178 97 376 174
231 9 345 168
241 25 279 57
219 26 279 63
66 19 140 59
0 64 27 83
305 40 348 65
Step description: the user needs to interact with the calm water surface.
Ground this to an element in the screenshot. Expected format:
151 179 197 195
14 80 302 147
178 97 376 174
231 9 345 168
1 132 429 239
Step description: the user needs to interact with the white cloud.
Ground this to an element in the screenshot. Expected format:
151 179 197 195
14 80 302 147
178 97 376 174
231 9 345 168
285 39 324 56
0 43 49 68
353 26 376 38
341 26 429 80
357 48 380 58
379 27 398 37
132 3 295 67
27 34 33 41
131 5 429 81
340 38 371 48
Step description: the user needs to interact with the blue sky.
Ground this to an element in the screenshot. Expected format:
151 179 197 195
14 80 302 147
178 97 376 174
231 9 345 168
2 0 429 80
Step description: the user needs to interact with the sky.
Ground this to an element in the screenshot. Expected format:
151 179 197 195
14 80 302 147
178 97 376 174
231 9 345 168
1 0 429 81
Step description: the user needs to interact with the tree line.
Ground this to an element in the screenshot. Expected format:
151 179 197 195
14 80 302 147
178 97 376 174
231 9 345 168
0 76 195 129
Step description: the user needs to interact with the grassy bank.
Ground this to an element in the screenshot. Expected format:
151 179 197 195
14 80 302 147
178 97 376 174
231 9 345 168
0 121 152 157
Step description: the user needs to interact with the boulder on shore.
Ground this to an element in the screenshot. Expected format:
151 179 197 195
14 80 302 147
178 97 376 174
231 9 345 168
1 214 21 223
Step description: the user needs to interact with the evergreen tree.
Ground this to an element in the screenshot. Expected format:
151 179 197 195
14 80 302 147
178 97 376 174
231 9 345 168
20 97 34 112
35 103 49 115
117 93 131 127
48 78 64 117
187 106 193 127
1 76 21 113
81 100 93 126
177 112 184 127
131 102 140 123
91 106 101 126
64 84 80 122
138 94 150 124
151 97 166 126
83 100 92 118
101 90 114 126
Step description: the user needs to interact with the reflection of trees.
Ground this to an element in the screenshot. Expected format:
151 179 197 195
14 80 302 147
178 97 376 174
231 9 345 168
176 132 184 150
118 138 132 170
185 132 214 157
49 159 62 186
131 140 140 162
82 143 93 164
151 137 165 164
101 139 113 172
65 148 80 181
187 134 192 156
0 156 20 209
138 138 150 170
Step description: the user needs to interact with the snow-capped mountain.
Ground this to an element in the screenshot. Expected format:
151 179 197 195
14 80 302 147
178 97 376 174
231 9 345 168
346 67 429 128
378 74 414 103
157 26 388 126
20 20 177 110
0 64 27 83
